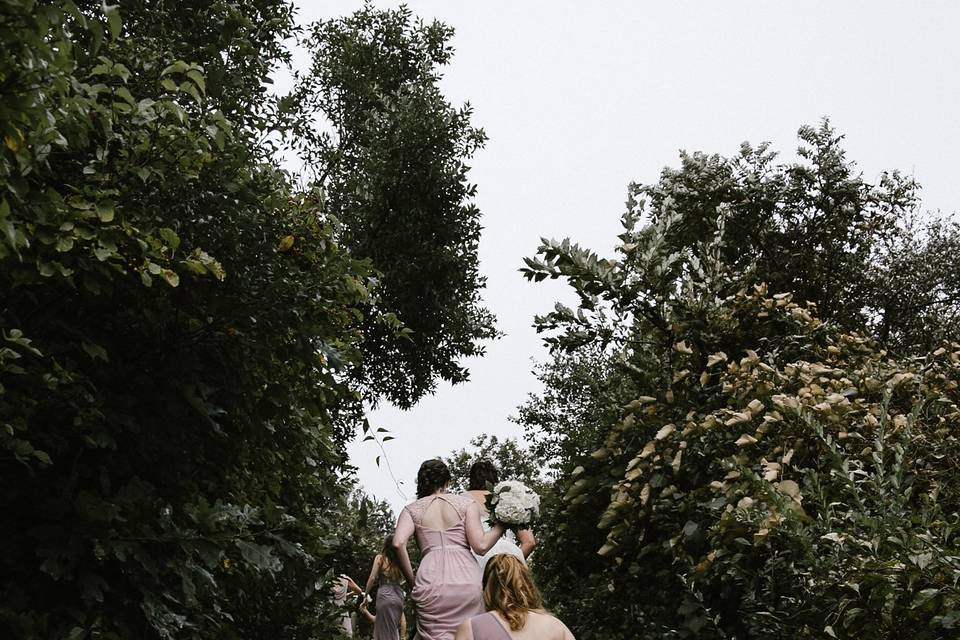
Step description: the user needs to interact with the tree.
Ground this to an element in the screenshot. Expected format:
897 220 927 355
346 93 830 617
519 124 960 638
286 4 498 408
1 3 491 638
443 435 543 493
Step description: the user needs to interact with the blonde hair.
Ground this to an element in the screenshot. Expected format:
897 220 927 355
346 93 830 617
482 555 544 631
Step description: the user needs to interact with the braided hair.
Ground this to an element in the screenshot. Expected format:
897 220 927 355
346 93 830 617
416 459 451 498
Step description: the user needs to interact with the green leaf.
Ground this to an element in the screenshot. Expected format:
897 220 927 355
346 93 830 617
103 3 122 40
181 81 202 104
96 201 115 222
913 588 941 609
186 69 206 95
159 228 180 253
82 340 109 362
56 236 75 252
114 86 135 105
160 61 189 77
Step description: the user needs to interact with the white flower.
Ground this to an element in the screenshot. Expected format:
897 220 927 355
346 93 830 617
489 480 540 526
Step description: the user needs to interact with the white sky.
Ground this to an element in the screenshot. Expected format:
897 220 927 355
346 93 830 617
282 1 960 514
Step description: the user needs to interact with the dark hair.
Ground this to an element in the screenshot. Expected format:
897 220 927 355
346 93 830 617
468 459 500 491
416 459 451 498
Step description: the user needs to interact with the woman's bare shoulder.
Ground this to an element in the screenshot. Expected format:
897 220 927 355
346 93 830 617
461 489 487 504
528 611 575 638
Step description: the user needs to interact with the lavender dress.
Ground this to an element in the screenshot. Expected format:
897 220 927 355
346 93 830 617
374 576 404 640
469 613 512 639
405 494 484 639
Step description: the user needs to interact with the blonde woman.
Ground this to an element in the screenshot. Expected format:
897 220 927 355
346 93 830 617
454 555 574 640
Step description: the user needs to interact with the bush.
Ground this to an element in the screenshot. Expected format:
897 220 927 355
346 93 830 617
519 124 960 638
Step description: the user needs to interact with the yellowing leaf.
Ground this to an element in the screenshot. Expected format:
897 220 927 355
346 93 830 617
735 433 758 446
278 235 295 252
591 447 610 460
706 352 727 367
655 424 676 441
725 411 752 427
671 449 683 472
772 394 800 410
673 340 693 355
777 479 802 502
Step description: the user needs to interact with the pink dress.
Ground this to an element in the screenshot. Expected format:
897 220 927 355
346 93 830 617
404 494 483 639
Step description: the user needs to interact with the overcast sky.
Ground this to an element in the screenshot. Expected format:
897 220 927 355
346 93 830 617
280 1 960 514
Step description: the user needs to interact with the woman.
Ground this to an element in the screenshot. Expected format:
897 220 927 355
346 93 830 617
454 555 575 640
331 572 363 637
392 459 506 640
360 599 408 639
462 460 536 575
364 535 408 640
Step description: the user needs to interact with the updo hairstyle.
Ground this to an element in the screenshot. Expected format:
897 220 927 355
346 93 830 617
416 458 452 498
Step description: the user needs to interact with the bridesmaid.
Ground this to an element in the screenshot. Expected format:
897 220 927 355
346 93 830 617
392 459 506 640
363 535 408 640
454 555 575 640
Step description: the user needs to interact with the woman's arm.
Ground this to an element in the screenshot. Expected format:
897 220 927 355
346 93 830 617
359 603 375 625
391 509 417 586
454 619 474 640
518 528 537 558
464 502 505 555
341 575 363 595
364 554 381 596
400 612 407 638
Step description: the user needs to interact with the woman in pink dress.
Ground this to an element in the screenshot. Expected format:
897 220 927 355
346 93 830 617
392 459 506 640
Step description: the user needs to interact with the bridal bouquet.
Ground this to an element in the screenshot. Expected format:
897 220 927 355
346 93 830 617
486 480 540 528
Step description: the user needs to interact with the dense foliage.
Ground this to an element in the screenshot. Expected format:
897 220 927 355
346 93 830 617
287 5 498 407
519 124 960 639
0 2 490 638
